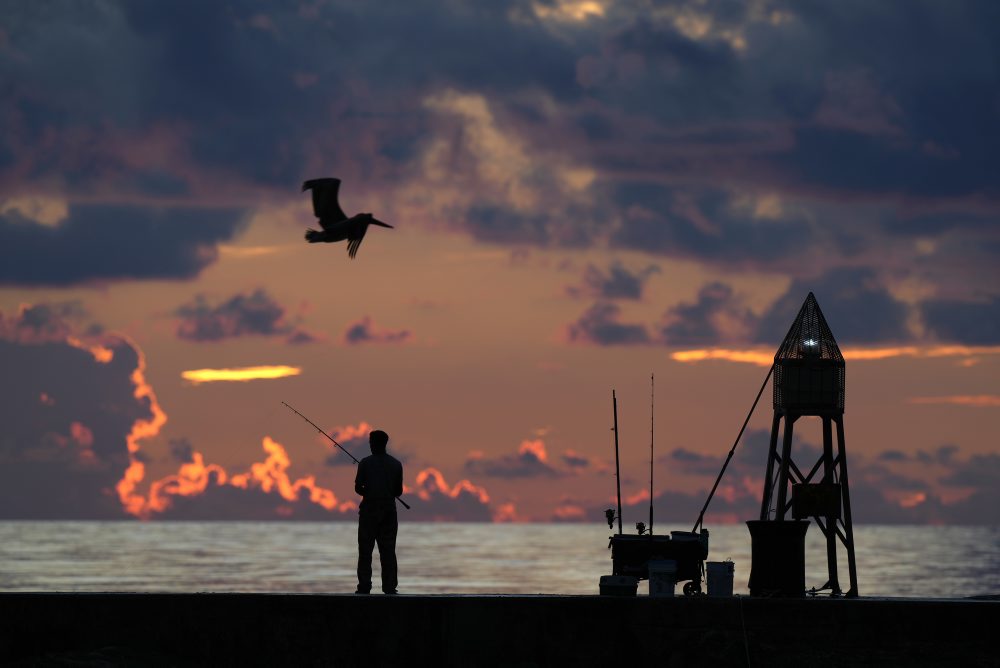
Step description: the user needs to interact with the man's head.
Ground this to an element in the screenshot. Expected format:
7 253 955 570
369 429 389 454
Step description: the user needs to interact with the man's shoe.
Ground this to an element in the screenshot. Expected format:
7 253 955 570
383 590 398 595
355 588 370 594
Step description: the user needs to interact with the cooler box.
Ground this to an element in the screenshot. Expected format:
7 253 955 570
599 575 638 597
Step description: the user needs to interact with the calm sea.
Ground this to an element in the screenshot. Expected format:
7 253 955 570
1 522 997 598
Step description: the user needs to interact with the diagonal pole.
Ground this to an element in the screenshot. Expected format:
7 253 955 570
692 365 773 533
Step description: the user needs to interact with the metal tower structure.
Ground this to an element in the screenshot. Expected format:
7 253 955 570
758 292 858 597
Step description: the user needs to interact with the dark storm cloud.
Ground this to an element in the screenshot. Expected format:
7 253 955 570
0 301 87 341
660 282 756 345
168 438 195 464
3 0 998 320
939 453 1000 489
565 261 660 300
921 295 1000 345
565 302 651 345
341 316 412 346
323 432 370 468
755 268 913 344
561 451 592 471
765 2 1000 198
0 204 245 286
1 0 581 195
154 483 348 521
174 288 314 343
0 305 153 519
464 442 561 479
608 185 819 268
407 469 494 522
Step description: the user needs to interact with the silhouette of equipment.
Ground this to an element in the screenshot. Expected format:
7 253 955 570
605 390 709 596
301 177 393 259
280 401 410 510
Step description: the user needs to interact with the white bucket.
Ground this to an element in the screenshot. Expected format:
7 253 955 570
648 559 678 597
706 560 735 597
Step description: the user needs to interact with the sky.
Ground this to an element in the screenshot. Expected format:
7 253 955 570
1 0 998 524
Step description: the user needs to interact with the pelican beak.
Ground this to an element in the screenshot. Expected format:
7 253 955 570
370 219 394 228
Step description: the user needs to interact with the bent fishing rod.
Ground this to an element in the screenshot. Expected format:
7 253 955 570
281 401 411 510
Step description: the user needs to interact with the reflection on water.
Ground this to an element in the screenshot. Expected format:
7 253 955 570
1 522 998 597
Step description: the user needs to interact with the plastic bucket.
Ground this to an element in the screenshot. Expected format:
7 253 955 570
648 559 678 597
706 561 735 597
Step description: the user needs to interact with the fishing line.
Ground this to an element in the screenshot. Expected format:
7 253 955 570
281 401 410 509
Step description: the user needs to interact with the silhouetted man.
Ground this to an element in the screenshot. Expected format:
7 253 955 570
355 429 403 594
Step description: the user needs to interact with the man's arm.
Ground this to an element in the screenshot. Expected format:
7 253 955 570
355 459 366 497
392 460 403 498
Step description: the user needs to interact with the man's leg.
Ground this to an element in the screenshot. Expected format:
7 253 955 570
375 509 398 593
356 510 376 593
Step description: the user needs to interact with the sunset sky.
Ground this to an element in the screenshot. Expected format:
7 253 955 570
1 1 998 524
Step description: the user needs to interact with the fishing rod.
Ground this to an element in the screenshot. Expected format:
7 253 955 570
281 401 411 510
649 373 654 536
691 365 773 533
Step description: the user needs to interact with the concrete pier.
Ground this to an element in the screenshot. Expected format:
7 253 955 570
2 593 997 666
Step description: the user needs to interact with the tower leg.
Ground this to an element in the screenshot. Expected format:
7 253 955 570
760 412 782 520
822 416 841 595
835 416 859 597
775 414 796 520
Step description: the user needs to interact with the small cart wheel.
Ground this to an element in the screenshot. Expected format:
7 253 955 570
683 581 701 596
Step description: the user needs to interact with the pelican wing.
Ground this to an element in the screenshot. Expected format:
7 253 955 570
302 177 347 229
346 220 368 259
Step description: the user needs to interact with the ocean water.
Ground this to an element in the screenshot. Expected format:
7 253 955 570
1 522 998 598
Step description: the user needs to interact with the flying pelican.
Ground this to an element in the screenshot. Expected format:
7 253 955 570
301 177 393 259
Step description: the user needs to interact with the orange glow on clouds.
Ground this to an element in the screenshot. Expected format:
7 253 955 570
70 421 94 448
907 395 1000 408
128 436 354 518
898 492 927 508
553 504 586 520
116 338 169 517
415 467 490 504
181 365 302 384
67 336 114 363
671 349 773 366
229 437 353 512
671 345 1000 366
113 340 352 518
624 489 650 505
493 502 522 522
518 439 549 462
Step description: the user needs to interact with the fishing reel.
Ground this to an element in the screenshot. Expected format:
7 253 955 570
604 508 616 530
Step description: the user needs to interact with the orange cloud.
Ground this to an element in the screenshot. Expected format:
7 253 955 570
671 345 1000 366
125 436 353 518
180 365 302 384
70 421 94 448
907 395 1000 408
898 491 928 509
67 336 114 363
552 503 586 521
415 467 490 504
116 338 169 517
329 421 373 443
493 502 522 522
671 349 773 366
518 439 549 462
624 488 650 505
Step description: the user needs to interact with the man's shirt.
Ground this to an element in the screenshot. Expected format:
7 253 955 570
355 452 403 505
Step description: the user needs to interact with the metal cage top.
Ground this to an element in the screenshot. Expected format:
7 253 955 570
773 292 844 365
